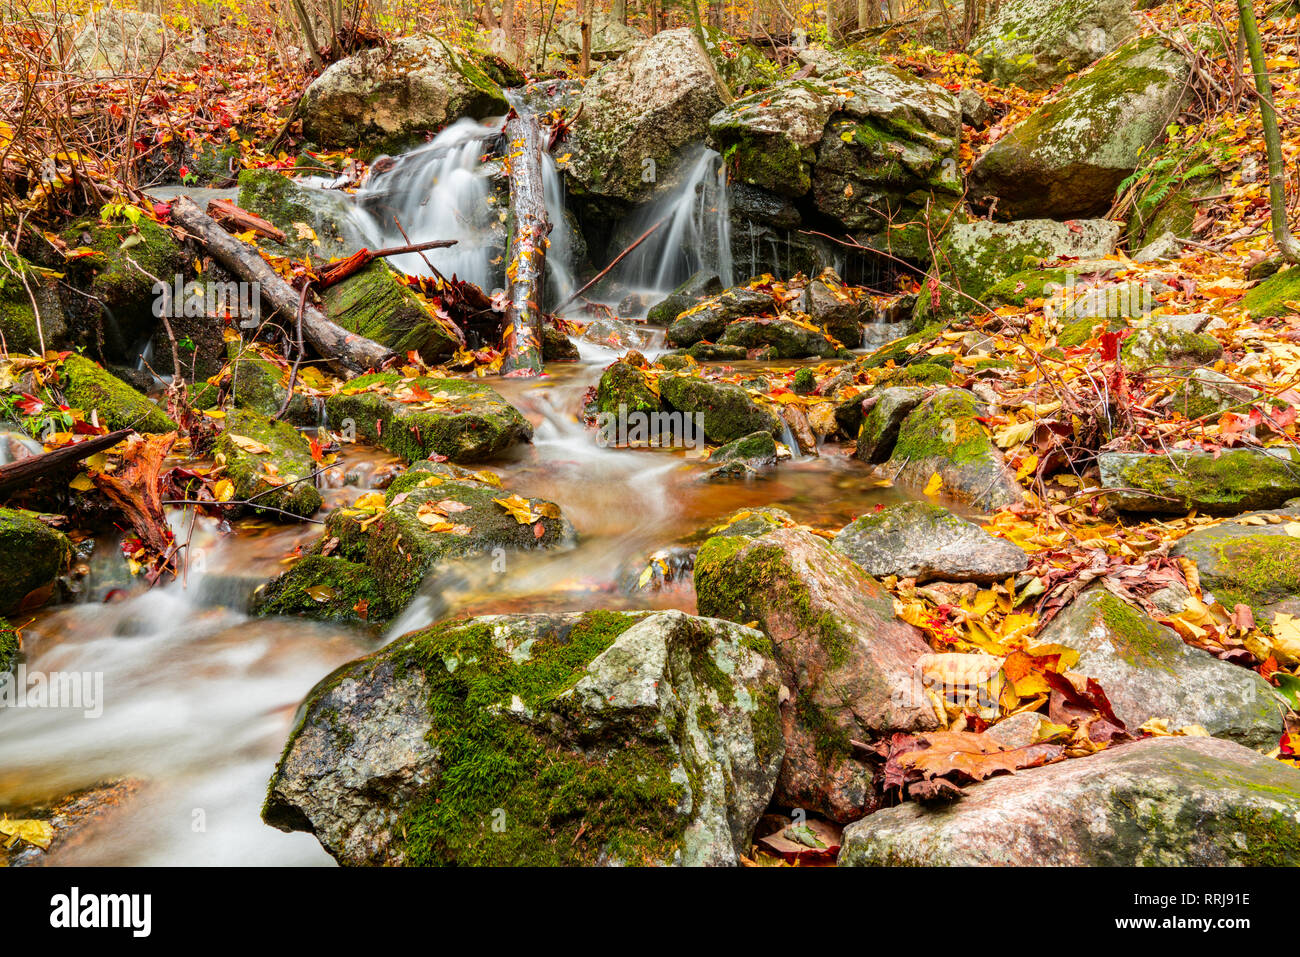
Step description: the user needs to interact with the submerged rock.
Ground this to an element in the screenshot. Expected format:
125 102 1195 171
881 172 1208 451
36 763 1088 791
969 0 1137 89
214 409 322 519
566 29 731 204
695 526 938 821
319 261 459 362
833 501 1028 584
704 430 778 479
839 736 1300 865
256 461 570 620
325 373 532 464
0 509 72 616
1099 449 1300 514
301 36 508 151
1038 588 1284 747
969 37 1191 219
263 609 784 865
886 389 1024 510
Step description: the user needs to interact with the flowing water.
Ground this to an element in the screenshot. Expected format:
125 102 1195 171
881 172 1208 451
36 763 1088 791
1 112 910 864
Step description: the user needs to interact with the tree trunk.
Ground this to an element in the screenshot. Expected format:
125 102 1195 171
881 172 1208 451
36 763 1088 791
501 114 549 377
1238 0 1300 262
168 197 392 374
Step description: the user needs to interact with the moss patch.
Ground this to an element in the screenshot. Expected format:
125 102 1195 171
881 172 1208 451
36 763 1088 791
56 355 176 433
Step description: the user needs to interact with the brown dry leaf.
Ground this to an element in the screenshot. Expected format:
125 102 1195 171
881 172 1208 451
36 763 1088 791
898 730 1063 783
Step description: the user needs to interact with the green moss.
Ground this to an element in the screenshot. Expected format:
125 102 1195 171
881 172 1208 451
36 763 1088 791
594 361 659 417
0 255 65 354
319 261 457 361
1093 592 1175 672
857 323 943 370
253 555 387 623
394 612 687 866
1242 267 1300 318
1120 327 1221 370
1202 536 1300 618
1059 316 1125 349
57 354 176 433
1225 807 1300 866
793 368 817 394
59 215 185 316
1109 449 1300 514
0 619 18 675
214 408 322 518
890 389 992 467
0 509 71 615
876 361 955 387
657 374 780 444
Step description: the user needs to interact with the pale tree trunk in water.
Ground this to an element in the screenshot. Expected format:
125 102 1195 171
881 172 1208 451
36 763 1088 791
1237 0 1300 261
580 0 593 75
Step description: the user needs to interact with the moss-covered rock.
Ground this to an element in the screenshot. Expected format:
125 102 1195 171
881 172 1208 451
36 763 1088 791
319 261 458 362
716 317 846 358
694 525 937 821
1165 368 1256 420
235 169 363 259
301 35 509 152
968 36 1191 219
1120 324 1222 370
968 0 1138 89
325 373 532 464
1099 448 1300 514
263 609 784 865
0 255 67 354
664 286 776 348
1170 513 1300 623
703 430 778 479
853 386 927 464
645 270 723 326
214 408 322 519
658 373 782 444
840 736 1300 865
887 388 1024 509
1242 267 1300 318
1039 588 1284 746
252 555 386 624
0 509 71 615
224 341 317 425
258 461 569 620
593 360 660 417
0 619 17 676
57 354 176 433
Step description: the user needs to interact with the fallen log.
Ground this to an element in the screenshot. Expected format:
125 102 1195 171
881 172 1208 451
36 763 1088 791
314 239 459 289
0 428 132 495
206 198 287 244
501 112 549 377
169 197 391 375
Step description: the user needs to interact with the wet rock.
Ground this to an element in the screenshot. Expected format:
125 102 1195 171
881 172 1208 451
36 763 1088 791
541 324 579 361
913 218 1121 323
325 373 532 464
1038 588 1284 747
709 65 961 251
320 261 459 362
0 619 17 676
646 270 724 326
1099 449 1300 514
263 609 784 865
0 255 66 354
704 431 778 479
969 37 1191 219
833 501 1028 584
717 318 847 359
852 386 927 463
593 360 659 417
0 779 142 867
694 526 938 821
56 355 176 434
796 269 863 345
566 29 731 204
658 374 782 444
257 461 570 620
665 286 777 348
839 736 1300 865
579 317 658 351
886 389 1024 510
301 36 508 151
968 0 1137 89
214 409 322 519
227 341 317 426
684 342 749 362
236 169 367 259
1169 509 1300 622
0 509 72 616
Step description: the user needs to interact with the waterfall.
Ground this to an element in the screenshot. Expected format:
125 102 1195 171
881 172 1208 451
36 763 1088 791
611 146 734 296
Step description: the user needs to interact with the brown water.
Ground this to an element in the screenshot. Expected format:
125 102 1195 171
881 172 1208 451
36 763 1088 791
0 341 905 864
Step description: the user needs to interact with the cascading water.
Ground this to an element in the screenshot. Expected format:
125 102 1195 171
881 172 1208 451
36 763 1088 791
608 145 734 300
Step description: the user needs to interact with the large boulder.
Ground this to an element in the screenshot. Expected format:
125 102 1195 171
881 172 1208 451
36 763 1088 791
263 609 784 865
833 501 1028 584
968 0 1138 89
326 373 532 464
665 286 776 347
912 218 1121 324
886 389 1024 510
1099 449 1300 514
709 65 962 254
694 526 939 821
565 29 731 204
0 510 71 616
1038 588 1284 747
716 318 846 358
255 461 570 621
969 37 1191 219
839 736 1300 865
301 36 509 151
